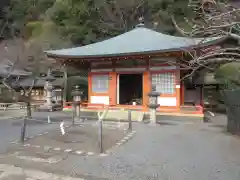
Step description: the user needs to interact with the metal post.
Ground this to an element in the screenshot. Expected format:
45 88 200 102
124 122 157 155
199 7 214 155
128 110 132 131
71 91 75 125
99 119 103 153
20 118 27 143
72 103 76 125
97 107 108 154
76 103 80 121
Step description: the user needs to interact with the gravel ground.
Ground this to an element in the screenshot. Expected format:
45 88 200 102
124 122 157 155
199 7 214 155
31 111 97 122
0 118 240 180
22 124 126 153
53 120 240 180
0 118 69 153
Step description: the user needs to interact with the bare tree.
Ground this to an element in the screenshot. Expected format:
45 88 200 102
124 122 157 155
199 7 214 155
171 0 240 76
1 38 49 114
171 0 240 133
0 36 54 142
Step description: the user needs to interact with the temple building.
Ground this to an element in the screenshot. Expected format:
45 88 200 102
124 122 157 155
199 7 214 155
46 23 227 117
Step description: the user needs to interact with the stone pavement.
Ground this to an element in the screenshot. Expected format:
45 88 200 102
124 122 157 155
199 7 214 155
0 164 82 180
0 118 240 180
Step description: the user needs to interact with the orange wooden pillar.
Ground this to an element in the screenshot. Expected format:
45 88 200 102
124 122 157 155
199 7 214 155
176 69 181 111
88 73 92 104
180 81 184 105
143 71 151 111
109 72 117 106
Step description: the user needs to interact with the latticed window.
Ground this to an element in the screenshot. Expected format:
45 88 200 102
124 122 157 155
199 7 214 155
151 73 175 94
92 74 109 93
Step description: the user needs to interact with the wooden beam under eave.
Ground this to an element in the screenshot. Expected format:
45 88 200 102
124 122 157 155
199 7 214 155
46 50 184 62
68 59 91 70
112 60 116 71
146 58 150 70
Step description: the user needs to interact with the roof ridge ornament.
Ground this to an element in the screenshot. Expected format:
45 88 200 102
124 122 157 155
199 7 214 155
136 16 145 27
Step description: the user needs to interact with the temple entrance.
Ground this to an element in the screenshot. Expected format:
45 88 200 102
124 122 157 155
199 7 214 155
118 73 143 105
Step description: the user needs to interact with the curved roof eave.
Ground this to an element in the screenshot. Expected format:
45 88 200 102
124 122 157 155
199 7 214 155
45 26 225 60
46 38 224 60
46 48 187 59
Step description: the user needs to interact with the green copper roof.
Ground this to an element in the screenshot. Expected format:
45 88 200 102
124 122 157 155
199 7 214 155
46 24 222 58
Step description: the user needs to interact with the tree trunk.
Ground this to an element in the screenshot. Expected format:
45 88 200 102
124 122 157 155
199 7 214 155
223 90 240 134
21 98 31 143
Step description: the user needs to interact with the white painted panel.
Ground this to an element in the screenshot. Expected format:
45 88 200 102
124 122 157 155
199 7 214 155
158 97 176 106
90 96 109 105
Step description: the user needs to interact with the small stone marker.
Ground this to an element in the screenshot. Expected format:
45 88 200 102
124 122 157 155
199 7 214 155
76 151 83 155
48 116 51 123
100 153 108 157
60 121 65 135
87 152 94 155
43 146 51 152
64 149 73 153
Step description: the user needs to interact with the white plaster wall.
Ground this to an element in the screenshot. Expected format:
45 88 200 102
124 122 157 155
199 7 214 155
157 97 177 106
90 96 109 105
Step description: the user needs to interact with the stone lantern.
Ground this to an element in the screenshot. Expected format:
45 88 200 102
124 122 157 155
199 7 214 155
39 69 55 111
71 85 83 123
148 88 160 124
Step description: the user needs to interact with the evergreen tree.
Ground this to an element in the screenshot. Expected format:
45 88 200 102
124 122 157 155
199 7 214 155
4 0 192 45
